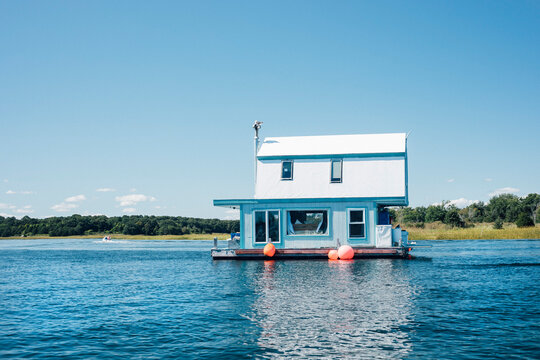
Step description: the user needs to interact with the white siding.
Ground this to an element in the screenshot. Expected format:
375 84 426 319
255 157 405 199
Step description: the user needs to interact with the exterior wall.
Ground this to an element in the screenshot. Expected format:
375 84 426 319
240 200 378 250
254 156 406 199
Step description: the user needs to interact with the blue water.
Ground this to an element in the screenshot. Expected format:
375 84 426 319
0 239 539 359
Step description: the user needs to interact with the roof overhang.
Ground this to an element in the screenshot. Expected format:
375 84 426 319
257 152 406 160
214 196 408 208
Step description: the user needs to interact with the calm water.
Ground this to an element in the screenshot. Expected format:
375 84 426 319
0 239 539 359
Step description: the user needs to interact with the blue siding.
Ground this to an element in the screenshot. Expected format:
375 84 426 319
241 200 380 249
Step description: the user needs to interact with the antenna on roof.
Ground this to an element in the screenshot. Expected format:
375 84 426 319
406 130 412 138
253 121 263 194
253 120 263 139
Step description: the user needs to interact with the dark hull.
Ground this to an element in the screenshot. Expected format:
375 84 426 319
211 247 410 260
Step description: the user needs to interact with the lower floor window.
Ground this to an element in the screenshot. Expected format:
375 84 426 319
349 209 365 238
255 210 280 243
287 210 328 235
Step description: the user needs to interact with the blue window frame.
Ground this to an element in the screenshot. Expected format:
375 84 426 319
348 208 366 239
330 159 342 183
281 160 293 180
286 210 328 236
254 210 280 243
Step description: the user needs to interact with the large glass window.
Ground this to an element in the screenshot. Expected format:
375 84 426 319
287 210 328 235
281 160 293 180
331 159 342 183
255 210 280 243
348 209 365 238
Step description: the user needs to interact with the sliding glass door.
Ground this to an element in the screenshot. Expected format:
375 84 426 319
254 210 280 244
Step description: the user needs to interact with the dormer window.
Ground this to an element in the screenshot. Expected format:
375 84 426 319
330 159 342 183
281 160 293 180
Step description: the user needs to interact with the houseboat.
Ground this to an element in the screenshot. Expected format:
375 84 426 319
212 122 411 259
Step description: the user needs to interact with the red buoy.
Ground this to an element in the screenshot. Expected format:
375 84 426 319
338 245 354 260
263 243 276 257
328 249 339 260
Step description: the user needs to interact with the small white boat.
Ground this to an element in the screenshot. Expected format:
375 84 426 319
102 235 112 241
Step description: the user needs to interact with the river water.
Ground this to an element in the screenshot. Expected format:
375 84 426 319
0 239 538 359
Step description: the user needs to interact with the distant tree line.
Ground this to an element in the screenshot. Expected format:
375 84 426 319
390 193 540 229
0 215 240 238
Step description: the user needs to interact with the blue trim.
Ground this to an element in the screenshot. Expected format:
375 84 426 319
405 138 409 206
214 196 407 207
282 207 333 241
281 160 294 180
257 152 406 160
252 209 281 247
330 159 342 183
346 207 368 243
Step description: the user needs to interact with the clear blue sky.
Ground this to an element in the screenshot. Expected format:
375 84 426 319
1 0 539 220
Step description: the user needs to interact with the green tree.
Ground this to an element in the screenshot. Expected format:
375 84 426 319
516 213 534 227
425 203 447 223
486 194 522 222
522 193 540 224
493 218 503 229
444 206 465 228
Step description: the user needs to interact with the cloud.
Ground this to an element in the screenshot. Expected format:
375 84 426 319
6 190 34 195
0 203 16 210
448 198 480 208
3 179 8 183
96 188 116 192
447 179 455 183
122 207 137 213
15 205 34 214
0 212 13 217
115 194 156 207
51 203 79 212
431 198 480 208
65 194 86 202
51 194 87 211
489 187 520 197
484 178 493 182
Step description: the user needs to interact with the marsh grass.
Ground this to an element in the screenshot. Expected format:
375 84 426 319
3 225 539 241
407 223 540 240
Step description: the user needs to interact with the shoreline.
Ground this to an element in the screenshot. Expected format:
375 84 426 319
1 232 539 241
0 233 231 241
1 224 539 241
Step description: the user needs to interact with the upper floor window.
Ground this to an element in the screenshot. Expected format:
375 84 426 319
331 159 342 183
281 160 293 180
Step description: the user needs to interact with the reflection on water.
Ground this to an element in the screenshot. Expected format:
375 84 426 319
1 239 539 359
246 260 414 358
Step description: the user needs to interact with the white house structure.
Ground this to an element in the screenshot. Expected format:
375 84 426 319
212 123 410 259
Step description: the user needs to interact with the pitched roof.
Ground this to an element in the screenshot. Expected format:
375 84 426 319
257 133 406 158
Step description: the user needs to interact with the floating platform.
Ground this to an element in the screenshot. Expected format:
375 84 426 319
211 247 410 260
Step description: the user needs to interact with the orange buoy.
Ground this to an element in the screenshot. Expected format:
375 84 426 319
263 243 276 257
338 245 354 260
328 249 339 260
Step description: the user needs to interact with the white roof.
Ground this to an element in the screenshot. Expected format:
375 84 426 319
257 133 406 157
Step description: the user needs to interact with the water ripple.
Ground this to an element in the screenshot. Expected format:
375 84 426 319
0 239 539 359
